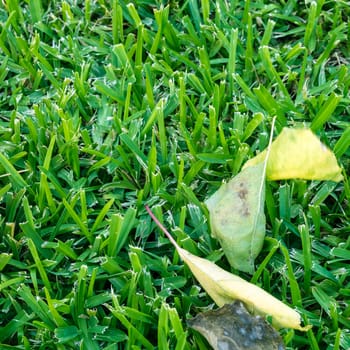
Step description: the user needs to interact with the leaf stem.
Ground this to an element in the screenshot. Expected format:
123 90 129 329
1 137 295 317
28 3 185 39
266 116 276 164
145 205 180 249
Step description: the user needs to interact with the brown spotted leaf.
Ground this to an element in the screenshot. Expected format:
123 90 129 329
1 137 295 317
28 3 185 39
205 161 266 273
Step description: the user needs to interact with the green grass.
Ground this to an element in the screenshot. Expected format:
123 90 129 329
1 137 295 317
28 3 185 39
0 0 349 349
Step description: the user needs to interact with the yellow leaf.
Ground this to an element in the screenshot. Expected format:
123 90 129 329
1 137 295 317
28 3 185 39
243 128 343 182
146 206 311 332
178 245 310 331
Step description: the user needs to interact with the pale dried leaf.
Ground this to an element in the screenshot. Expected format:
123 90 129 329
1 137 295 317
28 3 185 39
188 301 285 350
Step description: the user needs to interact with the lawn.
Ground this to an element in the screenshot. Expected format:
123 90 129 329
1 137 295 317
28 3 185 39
0 0 349 349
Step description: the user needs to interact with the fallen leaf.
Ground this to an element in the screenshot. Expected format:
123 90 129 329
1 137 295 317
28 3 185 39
145 205 311 331
188 301 285 350
205 161 266 273
204 117 276 274
243 128 343 182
